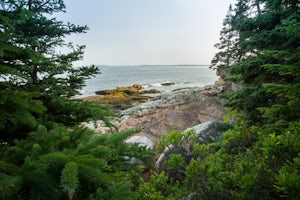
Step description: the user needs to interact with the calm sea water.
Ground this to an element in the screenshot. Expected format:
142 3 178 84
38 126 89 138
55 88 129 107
79 65 218 97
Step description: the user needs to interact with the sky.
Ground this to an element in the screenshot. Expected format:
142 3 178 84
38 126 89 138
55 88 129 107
57 0 236 66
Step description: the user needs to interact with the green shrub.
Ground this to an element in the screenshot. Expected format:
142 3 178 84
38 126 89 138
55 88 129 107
0 125 154 199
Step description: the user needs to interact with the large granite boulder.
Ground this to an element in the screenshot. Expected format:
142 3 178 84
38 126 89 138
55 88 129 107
155 121 229 172
124 135 155 168
119 85 227 144
185 120 228 144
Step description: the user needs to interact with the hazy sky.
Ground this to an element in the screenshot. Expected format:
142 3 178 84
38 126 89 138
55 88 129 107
58 0 236 66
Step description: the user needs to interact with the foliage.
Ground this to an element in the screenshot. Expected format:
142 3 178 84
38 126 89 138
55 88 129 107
1 0 300 199
0 125 154 199
147 0 300 199
0 90 46 140
136 172 185 200
0 0 98 97
157 129 197 152
0 0 111 141
274 155 300 200
0 1 156 199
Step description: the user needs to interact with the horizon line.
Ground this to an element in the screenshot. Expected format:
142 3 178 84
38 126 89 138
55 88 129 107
97 64 210 67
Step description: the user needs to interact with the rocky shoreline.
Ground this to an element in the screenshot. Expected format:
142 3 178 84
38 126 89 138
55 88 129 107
81 80 227 145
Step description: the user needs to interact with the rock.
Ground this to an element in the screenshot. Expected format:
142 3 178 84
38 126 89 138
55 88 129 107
139 88 161 94
95 84 142 95
181 192 199 200
80 84 150 112
185 121 228 144
94 90 111 95
155 121 229 172
124 156 145 166
81 84 227 147
119 85 227 144
125 135 154 150
80 119 118 134
161 81 175 86
124 135 155 168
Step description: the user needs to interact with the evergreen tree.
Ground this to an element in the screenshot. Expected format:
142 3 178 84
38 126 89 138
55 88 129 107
211 5 240 79
219 0 300 124
0 0 114 140
0 2 156 199
148 0 300 199
0 0 98 97
196 0 300 198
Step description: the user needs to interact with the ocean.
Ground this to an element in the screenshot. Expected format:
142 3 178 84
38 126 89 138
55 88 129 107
78 65 218 97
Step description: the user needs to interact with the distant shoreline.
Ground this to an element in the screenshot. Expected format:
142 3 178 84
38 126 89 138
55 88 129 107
79 65 217 97
98 64 210 67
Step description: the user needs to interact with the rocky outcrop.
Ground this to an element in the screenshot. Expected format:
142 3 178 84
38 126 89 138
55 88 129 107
81 83 227 149
118 85 227 144
155 121 229 173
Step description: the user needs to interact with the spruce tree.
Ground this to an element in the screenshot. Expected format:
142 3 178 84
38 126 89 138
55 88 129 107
0 0 98 97
0 1 155 199
149 0 300 199
211 5 238 77
202 0 300 198
0 0 114 140
216 0 300 124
